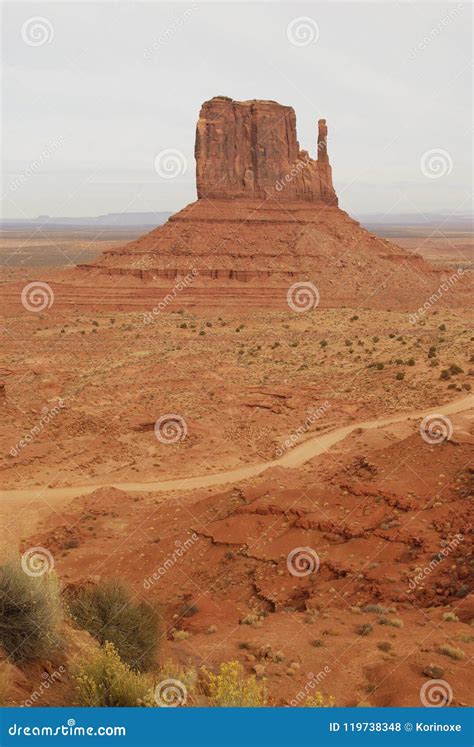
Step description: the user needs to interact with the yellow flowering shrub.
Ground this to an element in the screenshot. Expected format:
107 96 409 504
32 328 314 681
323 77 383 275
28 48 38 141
204 660 268 707
74 641 152 706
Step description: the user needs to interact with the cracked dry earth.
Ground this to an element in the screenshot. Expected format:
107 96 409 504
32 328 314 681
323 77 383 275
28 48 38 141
5 386 473 706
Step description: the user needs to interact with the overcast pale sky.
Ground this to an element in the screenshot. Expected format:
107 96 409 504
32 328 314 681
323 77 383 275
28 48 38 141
1 0 472 219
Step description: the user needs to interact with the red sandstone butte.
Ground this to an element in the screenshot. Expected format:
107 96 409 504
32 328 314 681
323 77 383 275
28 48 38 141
52 95 471 312
195 96 337 204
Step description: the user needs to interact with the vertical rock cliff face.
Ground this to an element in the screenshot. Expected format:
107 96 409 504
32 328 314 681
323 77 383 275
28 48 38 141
195 96 338 204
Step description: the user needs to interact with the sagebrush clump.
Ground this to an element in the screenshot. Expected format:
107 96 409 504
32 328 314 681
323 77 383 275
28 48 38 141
70 580 160 671
0 561 62 663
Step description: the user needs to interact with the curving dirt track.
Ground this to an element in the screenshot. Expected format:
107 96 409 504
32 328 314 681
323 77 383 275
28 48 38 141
2 394 472 504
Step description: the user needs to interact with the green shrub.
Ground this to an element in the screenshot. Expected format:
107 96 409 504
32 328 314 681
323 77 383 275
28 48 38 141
74 641 152 706
439 644 465 661
70 580 160 671
378 617 403 628
361 604 387 614
356 623 373 636
0 562 62 663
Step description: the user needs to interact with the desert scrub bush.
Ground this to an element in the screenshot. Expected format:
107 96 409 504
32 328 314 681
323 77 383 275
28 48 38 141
204 660 268 707
442 612 459 622
172 629 189 641
0 561 62 663
439 644 465 661
158 658 198 703
361 604 388 614
74 641 152 706
355 623 373 636
240 612 264 628
378 617 403 628
70 580 160 671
